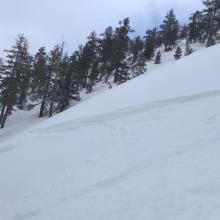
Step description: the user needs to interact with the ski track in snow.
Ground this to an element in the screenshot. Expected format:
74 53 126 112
1 89 220 153
0 88 219 157
31 89 220 135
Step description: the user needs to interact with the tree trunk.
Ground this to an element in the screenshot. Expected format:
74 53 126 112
0 105 6 125
114 67 119 84
39 55 55 118
0 105 11 129
48 101 54 118
39 99 45 118
104 63 112 83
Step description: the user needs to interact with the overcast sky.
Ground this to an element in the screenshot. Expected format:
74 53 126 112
0 0 203 55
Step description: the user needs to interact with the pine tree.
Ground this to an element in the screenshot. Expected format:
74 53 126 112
68 51 82 101
48 44 66 118
113 17 134 84
55 54 80 113
179 24 188 40
85 32 100 92
202 0 220 46
31 47 48 101
130 35 146 78
174 46 182 60
15 37 32 110
184 42 193 56
54 54 70 112
0 58 4 84
130 36 144 64
77 32 100 90
206 34 216 46
144 28 158 61
131 50 146 77
160 9 179 51
86 61 99 93
39 45 62 118
188 11 205 43
99 26 115 83
16 54 32 110
155 51 161 64
0 58 5 123
0 35 32 128
74 45 88 89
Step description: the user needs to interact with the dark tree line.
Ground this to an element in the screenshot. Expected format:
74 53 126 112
0 0 219 128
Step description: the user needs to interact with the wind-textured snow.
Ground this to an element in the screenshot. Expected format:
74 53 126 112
0 44 220 220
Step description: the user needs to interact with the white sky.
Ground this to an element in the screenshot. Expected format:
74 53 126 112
0 0 203 55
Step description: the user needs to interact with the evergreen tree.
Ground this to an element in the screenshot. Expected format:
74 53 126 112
131 50 146 77
0 58 5 121
130 35 146 78
48 44 66 118
155 51 161 64
144 28 158 61
86 61 99 93
16 54 32 110
202 0 220 46
99 26 115 83
39 45 63 117
188 11 205 43
184 42 193 56
174 46 182 60
74 45 87 89
54 54 69 112
15 38 32 110
85 32 100 92
130 36 144 64
0 35 32 128
67 51 82 101
0 58 4 83
160 9 179 51
77 32 100 90
113 17 134 84
55 54 80 113
179 23 188 40
31 47 48 101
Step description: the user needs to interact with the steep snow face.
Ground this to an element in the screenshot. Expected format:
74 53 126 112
36 44 220 128
0 44 220 220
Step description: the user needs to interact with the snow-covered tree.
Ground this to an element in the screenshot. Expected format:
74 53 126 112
160 9 179 51
174 46 183 60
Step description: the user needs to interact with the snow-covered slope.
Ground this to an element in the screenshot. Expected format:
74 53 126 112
0 44 220 220
35 44 219 128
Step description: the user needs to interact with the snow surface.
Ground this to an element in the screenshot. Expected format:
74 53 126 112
0 44 220 220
